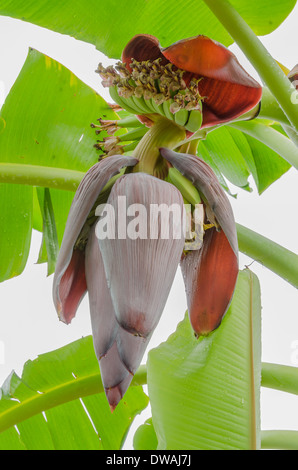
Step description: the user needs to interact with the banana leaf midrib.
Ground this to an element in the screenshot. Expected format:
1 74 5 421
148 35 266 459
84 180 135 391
0 365 147 434
248 270 257 450
0 371 102 434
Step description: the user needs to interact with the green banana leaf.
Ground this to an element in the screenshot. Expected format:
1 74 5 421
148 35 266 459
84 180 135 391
0 0 296 58
147 269 262 450
0 336 149 450
133 418 158 451
198 123 291 194
0 48 117 282
36 188 59 276
0 184 33 282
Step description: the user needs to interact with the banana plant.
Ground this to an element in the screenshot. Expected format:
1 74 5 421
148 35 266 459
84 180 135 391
0 0 298 451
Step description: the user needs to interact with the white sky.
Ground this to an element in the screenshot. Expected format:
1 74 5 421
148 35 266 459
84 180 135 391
0 5 298 449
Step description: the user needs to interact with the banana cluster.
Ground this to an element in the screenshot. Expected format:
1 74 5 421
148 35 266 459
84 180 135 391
97 60 204 133
109 85 203 133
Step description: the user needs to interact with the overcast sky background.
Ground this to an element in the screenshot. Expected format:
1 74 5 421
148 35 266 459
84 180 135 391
0 5 298 449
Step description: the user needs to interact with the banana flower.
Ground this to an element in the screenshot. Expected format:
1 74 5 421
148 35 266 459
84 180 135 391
53 34 262 409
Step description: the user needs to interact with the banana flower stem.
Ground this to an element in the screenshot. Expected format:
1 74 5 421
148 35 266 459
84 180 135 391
132 116 186 176
261 431 298 450
237 223 298 288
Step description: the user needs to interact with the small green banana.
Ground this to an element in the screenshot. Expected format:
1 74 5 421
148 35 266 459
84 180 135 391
129 95 150 114
185 108 203 133
142 96 159 114
108 86 139 115
150 98 167 117
109 85 149 116
168 167 201 207
118 127 147 142
174 108 189 127
162 99 175 121
116 116 144 128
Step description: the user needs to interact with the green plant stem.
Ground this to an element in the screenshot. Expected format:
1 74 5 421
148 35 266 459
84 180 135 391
258 88 291 127
0 163 84 191
229 121 298 170
261 431 298 450
261 362 298 395
236 223 298 288
0 365 147 434
282 124 298 148
261 363 298 449
202 0 298 134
